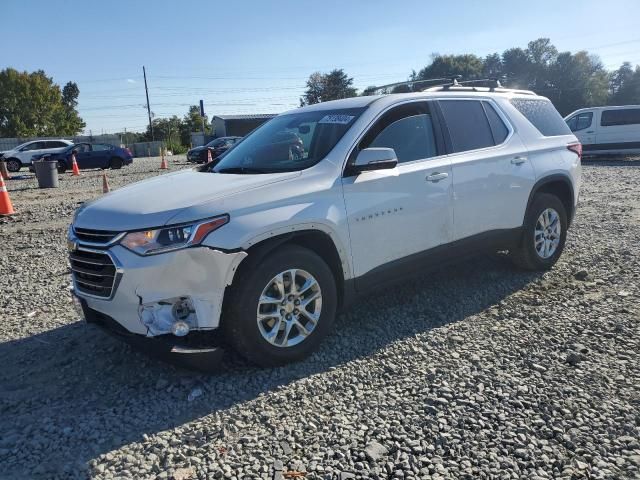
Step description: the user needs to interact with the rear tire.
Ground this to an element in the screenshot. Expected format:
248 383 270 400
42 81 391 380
57 160 67 174
110 157 123 169
6 158 21 172
224 244 337 367
511 193 568 271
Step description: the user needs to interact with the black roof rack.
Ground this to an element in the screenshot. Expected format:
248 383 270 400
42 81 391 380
366 77 451 94
368 75 536 96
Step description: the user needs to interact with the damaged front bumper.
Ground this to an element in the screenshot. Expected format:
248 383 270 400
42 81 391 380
71 242 247 367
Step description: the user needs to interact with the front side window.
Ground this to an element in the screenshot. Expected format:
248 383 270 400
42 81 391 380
439 100 495 152
601 108 640 127
213 107 366 174
358 102 438 163
74 144 91 153
21 142 44 151
566 112 593 132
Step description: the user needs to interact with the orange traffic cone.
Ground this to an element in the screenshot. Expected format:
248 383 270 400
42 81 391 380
71 153 80 176
102 171 110 193
0 160 10 180
160 149 168 170
207 149 213 163
0 174 15 215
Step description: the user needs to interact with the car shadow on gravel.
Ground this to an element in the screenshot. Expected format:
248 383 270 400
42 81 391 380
0 255 542 476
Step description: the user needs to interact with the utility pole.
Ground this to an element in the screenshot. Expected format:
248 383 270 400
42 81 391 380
143 66 154 140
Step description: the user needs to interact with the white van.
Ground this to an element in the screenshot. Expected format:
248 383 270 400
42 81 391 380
564 105 640 156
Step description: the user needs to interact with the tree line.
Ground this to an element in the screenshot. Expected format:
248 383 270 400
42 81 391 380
301 38 640 116
0 68 85 137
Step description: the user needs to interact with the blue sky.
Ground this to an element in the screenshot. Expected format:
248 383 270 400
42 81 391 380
3 0 640 135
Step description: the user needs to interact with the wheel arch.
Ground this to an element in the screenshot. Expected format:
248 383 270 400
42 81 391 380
234 229 350 309
526 174 575 226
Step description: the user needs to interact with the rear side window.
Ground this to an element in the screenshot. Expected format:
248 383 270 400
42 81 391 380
510 99 571 136
601 108 640 127
483 102 509 144
439 100 495 152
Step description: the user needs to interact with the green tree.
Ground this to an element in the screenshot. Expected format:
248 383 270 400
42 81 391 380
610 62 640 104
415 54 484 81
181 105 211 146
300 69 357 105
0 68 85 137
546 51 609 115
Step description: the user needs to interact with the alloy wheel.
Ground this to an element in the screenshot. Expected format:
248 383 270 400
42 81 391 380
256 269 322 348
534 208 561 259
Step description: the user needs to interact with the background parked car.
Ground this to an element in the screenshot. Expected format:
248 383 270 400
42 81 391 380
186 136 242 163
31 143 133 173
0 139 73 172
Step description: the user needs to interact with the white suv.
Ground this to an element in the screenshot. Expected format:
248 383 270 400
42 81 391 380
1 139 73 172
69 86 581 368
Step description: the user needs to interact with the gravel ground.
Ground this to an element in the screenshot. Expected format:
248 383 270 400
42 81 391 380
0 157 638 480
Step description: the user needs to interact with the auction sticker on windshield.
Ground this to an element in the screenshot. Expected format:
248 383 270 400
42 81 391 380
318 114 355 124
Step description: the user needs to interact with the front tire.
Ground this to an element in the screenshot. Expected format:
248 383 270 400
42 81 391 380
224 245 337 367
511 193 568 271
5 158 21 172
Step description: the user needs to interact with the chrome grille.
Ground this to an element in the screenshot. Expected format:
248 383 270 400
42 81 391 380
73 227 121 245
70 250 118 298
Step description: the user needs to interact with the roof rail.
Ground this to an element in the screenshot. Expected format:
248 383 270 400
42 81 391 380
367 77 452 94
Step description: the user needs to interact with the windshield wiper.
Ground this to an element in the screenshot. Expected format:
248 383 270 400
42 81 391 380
215 166 271 174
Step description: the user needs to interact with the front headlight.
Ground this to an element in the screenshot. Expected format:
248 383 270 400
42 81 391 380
120 215 229 255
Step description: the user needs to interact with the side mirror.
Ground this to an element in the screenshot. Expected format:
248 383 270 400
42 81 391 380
348 147 398 175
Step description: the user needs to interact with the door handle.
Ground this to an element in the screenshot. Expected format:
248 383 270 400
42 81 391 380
511 156 527 165
426 172 448 182
585 130 594 133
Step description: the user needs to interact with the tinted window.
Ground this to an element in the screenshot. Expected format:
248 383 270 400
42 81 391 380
483 102 509 144
47 141 68 148
359 102 439 163
440 100 495 152
92 144 111 151
369 114 437 163
74 144 91 153
566 112 593 132
21 142 44 151
601 108 640 127
510 99 571 136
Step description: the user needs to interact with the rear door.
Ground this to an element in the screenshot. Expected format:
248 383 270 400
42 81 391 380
437 98 535 240
90 144 113 167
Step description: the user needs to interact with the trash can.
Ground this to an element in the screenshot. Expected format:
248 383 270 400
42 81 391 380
33 159 59 188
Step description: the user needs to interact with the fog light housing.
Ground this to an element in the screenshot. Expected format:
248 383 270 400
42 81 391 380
138 296 198 336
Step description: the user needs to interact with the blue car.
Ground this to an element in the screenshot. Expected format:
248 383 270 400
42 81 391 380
31 142 133 173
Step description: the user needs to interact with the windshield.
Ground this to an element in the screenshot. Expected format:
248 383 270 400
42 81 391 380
206 138 226 148
211 107 366 174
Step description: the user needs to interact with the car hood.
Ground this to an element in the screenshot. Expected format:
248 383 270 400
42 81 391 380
74 168 301 231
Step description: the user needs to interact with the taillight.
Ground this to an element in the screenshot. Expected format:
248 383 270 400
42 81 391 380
567 142 582 160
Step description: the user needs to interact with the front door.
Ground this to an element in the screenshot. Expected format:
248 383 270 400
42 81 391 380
566 111 595 146
342 101 453 289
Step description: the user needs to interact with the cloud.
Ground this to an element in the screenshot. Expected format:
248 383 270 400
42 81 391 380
126 79 137 84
